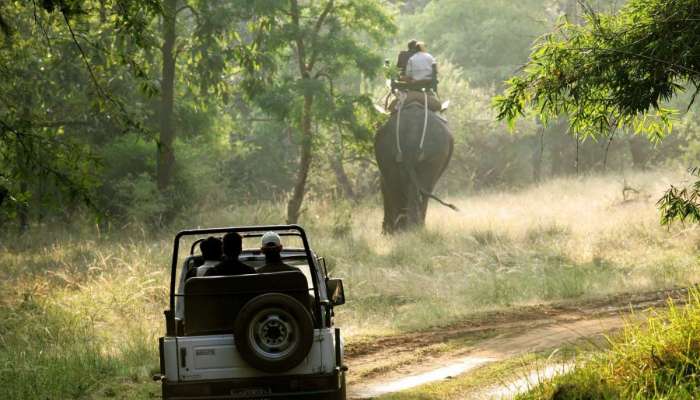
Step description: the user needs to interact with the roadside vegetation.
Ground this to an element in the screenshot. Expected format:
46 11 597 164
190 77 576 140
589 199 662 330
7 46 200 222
2 170 699 398
515 290 700 399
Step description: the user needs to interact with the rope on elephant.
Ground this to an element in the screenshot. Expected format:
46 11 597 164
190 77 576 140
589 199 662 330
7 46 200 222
395 90 407 162
419 89 429 159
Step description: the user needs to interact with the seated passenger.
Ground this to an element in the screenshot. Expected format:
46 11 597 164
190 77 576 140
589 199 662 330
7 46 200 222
257 232 297 274
396 39 418 78
186 236 223 279
206 232 255 276
406 41 436 83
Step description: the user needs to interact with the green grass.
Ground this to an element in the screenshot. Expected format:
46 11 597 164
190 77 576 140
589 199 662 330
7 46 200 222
1 170 699 398
514 289 700 400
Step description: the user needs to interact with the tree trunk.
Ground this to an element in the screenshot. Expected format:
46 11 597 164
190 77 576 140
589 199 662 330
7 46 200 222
99 0 107 23
532 128 544 182
17 143 28 232
330 154 355 201
0 186 6 209
157 0 177 192
329 127 356 201
287 95 313 224
18 180 28 233
550 122 573 176
629 135 650 169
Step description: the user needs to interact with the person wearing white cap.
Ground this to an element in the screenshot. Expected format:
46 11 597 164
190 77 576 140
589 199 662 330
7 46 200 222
257 232 297 274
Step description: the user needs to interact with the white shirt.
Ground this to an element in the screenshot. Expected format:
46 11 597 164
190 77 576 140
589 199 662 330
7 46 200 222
195 260 218 277
406 52 436 81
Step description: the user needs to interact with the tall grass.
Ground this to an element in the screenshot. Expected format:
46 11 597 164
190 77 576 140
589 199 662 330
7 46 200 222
0 238 166 399
0 170 698 398
515 289 700 399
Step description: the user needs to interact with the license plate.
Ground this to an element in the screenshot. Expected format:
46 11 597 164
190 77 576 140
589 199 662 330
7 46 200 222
229 388 272 399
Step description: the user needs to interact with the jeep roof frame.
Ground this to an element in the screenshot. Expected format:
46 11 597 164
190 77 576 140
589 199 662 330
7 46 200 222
168 224 322 318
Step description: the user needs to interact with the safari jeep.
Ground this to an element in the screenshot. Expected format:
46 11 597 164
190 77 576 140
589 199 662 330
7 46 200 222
153 225 347 399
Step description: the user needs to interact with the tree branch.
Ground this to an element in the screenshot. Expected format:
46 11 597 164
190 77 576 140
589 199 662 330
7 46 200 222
176 2 199 21
61 11 106 98
308 0 335 71
0 9 12 38
289 0 309 78
61 11 150 136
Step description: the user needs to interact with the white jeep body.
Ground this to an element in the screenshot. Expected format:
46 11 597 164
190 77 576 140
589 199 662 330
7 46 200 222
156 226 346 400
162 328 340 382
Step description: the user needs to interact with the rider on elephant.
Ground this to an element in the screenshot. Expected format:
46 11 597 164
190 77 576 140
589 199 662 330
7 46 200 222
396 39 418 77
389 41 442 113
405 42 436 83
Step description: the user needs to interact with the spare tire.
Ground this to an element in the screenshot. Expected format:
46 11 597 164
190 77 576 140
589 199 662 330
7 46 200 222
234 293 314 373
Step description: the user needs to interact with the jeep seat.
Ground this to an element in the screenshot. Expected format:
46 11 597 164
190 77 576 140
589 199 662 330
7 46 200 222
183 271 310 336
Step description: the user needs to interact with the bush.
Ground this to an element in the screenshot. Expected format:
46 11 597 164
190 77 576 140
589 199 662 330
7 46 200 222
517 290 700 399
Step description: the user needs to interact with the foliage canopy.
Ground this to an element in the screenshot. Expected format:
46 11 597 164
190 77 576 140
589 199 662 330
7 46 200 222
403 0 549 86
231 0 395 223
495 0 700 140
494 0 700 223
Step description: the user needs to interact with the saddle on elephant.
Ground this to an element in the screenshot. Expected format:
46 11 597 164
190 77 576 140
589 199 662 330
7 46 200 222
387 57 444 114
388 90 443 114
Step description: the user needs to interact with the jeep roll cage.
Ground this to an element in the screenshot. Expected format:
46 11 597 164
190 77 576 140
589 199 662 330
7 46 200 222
166 224 324 334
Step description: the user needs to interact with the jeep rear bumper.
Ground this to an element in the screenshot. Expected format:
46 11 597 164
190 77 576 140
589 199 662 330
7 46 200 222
162 369 344 399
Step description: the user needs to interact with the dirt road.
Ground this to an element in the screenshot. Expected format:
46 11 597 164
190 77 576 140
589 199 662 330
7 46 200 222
346 288 688 399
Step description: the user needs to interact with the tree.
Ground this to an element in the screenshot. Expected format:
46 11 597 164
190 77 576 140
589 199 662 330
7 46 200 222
158 0 177 192
494 0 700 222
155 1 240 194
0 1 156 228
0 0 242 228
234 1 395 223
494 0 699 138
401 0 550 86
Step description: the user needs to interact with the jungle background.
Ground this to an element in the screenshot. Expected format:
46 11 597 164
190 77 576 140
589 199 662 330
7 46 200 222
3 0 700 399
3 0 684 231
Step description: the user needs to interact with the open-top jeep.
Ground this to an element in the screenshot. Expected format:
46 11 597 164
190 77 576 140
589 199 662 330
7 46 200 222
154 225 347 399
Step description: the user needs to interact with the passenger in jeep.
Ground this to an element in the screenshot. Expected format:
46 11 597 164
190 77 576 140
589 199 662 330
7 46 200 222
257 231 298 274
186 236 223 279
206 232 255 276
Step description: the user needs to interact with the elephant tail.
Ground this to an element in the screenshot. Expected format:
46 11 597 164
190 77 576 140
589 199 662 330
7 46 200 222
407 167 460 212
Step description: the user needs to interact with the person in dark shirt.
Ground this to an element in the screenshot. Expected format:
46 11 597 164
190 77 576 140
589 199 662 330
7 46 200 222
257 232 297 274
206 232 255 276
397 39 418 78
185 236 223 280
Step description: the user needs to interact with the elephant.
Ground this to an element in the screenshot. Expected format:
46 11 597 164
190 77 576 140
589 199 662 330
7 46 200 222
375 102 456 233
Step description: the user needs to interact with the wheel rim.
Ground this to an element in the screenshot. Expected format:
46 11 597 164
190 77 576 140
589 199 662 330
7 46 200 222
248 307 300 361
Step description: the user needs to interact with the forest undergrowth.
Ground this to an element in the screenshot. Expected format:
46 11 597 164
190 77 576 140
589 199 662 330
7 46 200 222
1 170 699 399
515 290 700 399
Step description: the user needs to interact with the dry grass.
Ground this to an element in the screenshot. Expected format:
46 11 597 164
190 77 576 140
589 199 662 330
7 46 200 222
1 170 699 398
322 170 700 335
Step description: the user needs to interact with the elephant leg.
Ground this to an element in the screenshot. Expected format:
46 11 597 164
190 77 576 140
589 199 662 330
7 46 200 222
395 168 414 232
402 167 424 229
380 168 404 234
380 177 396 233
414 158 447 226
